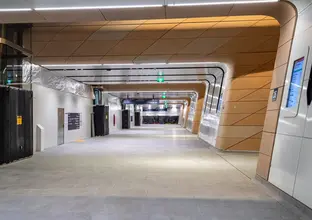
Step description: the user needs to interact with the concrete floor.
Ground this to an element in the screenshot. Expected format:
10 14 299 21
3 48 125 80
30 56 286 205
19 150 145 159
0 125 308 219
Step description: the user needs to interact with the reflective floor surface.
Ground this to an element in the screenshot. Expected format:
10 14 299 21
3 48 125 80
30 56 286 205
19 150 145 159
0 125 309 219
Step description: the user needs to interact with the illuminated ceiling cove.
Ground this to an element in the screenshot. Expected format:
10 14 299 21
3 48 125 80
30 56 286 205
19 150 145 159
0 0 278 11
0 0 281 23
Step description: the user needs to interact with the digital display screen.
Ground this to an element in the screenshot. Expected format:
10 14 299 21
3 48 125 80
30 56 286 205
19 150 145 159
286 57 305 108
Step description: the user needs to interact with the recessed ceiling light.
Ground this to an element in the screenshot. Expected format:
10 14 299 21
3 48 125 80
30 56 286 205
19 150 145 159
0 8 32 12
168 0 278 7
35 4 163 11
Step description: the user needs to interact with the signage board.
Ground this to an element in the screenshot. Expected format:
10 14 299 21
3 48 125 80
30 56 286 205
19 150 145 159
17 116 22 125
286 57 305 108
68 113 80 130
272 88 278 102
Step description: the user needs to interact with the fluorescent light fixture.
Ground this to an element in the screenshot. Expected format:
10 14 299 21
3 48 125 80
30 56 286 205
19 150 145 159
0 8 32 12
35 4 163 11
168 0 278 7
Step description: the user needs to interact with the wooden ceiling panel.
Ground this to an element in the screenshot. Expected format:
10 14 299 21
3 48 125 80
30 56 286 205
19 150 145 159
32 42 48 56
136 23 176 31
125 30 167 40
67 56 103 64
31 15 281 68
201 21 257 37
166 5 232 18
251 36 279 52
144 19 186 24
39 10 105 23
32 27 65 42
33 57 68 65
70 21 109 26
125 23 176 39
233 52 277 66
108 20 146 25
73 40 119 56
169 54 214 63
134 55 172 64
38 41 83 57
228 3 275 17
0 11 45 23
52 25 102 41
179 38 230 55
223 15 267 21
101 8 165 21
89 25 139 40
163 22 217 39
142 39 192 55
185 17 227 22
101 56 135 64
215 36 272 54
238 20 280 37
107 39 155 55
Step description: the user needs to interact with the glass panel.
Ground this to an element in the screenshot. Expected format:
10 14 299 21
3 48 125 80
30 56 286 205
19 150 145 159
0 24 32 89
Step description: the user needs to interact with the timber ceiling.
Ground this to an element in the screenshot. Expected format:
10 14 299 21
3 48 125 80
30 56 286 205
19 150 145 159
32 15 280 68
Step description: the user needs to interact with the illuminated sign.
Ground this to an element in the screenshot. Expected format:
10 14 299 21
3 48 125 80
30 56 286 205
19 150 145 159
157 71 165 82
286 57 305 108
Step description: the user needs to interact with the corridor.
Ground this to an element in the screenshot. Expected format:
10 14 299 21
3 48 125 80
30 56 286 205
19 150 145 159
0 125 305 219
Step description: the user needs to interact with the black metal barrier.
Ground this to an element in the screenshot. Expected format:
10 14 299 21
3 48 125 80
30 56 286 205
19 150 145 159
93 105 109 136
143 116 179 124
0 86 33 165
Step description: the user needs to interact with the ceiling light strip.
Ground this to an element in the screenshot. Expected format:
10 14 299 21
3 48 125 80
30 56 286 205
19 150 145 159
34 4 163 11
168 0 278 7
0 8 32 12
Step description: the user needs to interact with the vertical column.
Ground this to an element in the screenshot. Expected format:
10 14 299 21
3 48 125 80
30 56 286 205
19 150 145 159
257 15 296 180
191 96 204 134
191 85 206 134
183 105 190 128
178 104 184 126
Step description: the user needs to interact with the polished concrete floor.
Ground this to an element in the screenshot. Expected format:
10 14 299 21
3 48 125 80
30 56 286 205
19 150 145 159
0 125 309 219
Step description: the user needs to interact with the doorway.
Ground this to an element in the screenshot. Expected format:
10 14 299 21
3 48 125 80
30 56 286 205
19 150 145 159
57 108 65 145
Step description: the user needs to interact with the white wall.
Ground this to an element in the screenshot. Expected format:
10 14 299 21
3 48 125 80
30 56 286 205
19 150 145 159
32 84 93 151
269 1 312 209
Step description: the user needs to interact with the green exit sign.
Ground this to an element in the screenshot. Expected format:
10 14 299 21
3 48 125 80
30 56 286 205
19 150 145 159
157 77 165 83
157 71 165 83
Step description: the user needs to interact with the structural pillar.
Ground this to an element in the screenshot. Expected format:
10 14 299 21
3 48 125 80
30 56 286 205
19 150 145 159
191 96 205 134
183 105 190 128
178 105 184 126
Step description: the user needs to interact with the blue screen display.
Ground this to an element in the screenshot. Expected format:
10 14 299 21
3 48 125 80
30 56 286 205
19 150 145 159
286 57 305 108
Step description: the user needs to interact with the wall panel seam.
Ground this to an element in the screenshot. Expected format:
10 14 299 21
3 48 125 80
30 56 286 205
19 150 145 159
225 131 262 150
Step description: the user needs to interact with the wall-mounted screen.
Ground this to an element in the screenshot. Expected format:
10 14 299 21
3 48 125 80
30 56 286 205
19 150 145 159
286 57 305 108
